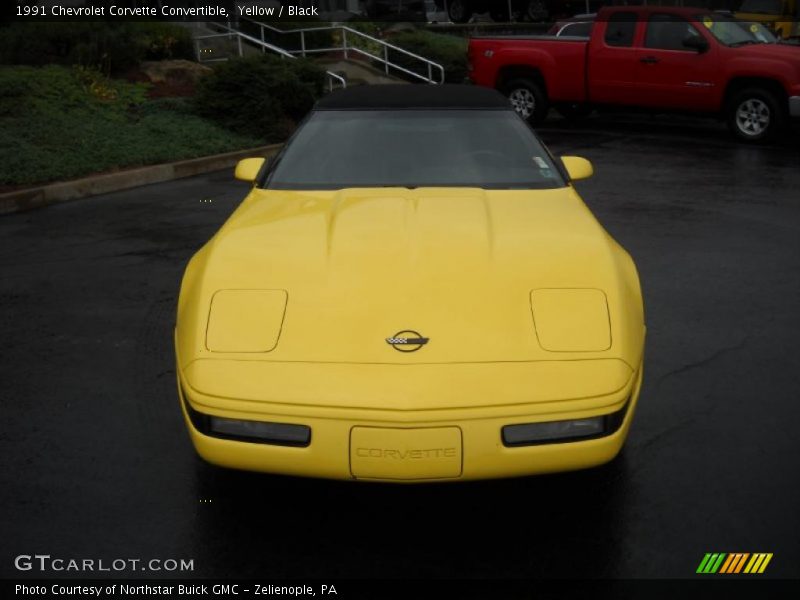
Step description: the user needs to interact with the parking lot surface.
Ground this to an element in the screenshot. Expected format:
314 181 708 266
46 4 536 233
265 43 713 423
1 115 799 579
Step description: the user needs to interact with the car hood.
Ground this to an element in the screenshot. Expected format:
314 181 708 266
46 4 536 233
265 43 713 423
732 41 800 64
176 186 643 367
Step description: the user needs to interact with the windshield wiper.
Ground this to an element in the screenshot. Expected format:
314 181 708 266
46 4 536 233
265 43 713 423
729 40 761 47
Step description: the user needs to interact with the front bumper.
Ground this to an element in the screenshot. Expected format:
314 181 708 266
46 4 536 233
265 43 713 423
177 362 643 482
790 96 800 118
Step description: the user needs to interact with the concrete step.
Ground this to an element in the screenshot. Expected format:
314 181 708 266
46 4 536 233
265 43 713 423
314 58 407 86
186 21 408 86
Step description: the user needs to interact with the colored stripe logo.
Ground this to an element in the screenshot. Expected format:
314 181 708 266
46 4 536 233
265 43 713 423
696 553 773 574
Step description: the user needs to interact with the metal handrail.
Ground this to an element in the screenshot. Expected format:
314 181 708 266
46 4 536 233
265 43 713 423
240 18 445 85
193 26 346 91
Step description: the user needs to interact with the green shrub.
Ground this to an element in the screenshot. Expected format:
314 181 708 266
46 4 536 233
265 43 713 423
387 29 468 84
0 65 260 186
135 22 195 62
137 97 193 116
0 65 146 118
193 55 325 142
0 21 193 74
338 22 385 61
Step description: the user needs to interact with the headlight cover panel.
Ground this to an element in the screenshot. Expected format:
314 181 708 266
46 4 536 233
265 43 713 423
530 288 611 352
206 289 288 353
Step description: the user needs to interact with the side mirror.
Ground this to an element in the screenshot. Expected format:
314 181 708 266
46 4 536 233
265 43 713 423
683 34 709 53
561 156 594 181
234 157 266 182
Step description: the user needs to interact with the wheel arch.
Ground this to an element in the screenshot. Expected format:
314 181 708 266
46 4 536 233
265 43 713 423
496 64 548 97
723 77 787 112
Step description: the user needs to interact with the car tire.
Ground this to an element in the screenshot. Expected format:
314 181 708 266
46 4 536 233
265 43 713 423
726 87 784 143
504 78 549 125
448 0 471 23
555 102 593 121
524 0 549 22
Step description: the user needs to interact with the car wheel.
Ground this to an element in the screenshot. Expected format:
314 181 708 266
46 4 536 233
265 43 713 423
525 0 549 22
447 0 471 23
505 78 549 125
555 102 593 121
727 87 784 143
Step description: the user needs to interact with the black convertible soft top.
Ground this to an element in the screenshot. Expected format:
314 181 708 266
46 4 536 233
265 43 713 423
314 84 512 111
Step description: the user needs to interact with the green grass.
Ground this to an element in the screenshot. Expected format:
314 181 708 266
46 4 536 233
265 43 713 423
0 65 263 187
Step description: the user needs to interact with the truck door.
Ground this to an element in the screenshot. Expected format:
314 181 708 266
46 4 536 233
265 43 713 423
634 13 721 111
587 11 642 105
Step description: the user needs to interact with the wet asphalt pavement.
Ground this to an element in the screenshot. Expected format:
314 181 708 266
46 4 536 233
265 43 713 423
1 114 799 582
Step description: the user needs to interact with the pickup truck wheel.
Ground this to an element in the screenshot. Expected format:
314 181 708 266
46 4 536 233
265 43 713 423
447 0 471 23
505 78 549 124
524 0 549 22
727 87 784 142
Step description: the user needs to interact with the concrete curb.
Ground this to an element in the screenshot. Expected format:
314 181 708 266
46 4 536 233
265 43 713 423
0 144 283 216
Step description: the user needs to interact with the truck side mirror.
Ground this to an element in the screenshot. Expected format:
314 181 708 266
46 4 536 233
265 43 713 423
683 34 709 53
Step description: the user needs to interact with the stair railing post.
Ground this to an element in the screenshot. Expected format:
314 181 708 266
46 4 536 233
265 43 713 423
237 35 243 57
384 44 389 74
301 31 306 57
260 25 265 54
342 28 348 59
427 62 432 83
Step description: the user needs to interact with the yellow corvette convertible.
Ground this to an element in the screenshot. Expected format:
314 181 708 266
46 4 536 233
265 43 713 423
175 84 645 482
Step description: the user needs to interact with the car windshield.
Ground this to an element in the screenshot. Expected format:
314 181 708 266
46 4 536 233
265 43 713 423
265 110 567 190
698 13 777 45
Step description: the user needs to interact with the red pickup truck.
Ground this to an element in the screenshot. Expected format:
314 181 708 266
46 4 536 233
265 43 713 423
468 6 800 141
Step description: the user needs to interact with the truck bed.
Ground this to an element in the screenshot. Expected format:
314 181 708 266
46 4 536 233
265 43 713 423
468 36 589 103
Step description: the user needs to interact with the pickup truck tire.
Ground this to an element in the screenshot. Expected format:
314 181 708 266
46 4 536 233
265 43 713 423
504 78 549 125
726 87 784 143
448 0 471 23
523 0 549 22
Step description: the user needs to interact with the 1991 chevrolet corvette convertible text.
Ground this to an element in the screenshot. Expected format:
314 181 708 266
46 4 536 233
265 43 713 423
175 85 646 482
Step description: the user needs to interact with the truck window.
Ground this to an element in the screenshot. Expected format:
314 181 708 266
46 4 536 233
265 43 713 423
605 12 638 47
645 14 702 50
560 22 593 37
